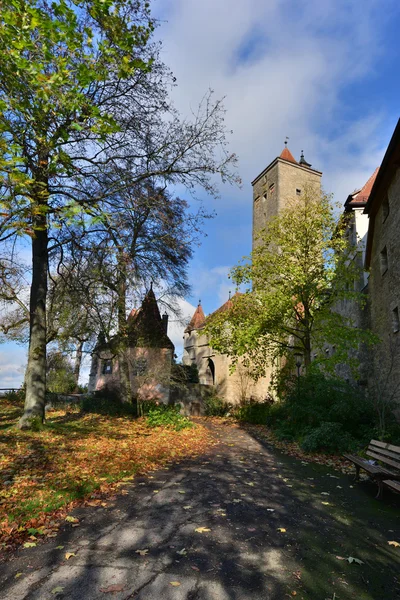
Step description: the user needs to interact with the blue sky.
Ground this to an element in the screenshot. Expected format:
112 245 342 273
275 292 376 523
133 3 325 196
1 0 400 385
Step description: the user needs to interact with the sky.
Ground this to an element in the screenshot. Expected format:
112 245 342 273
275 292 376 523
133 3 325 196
1 0 400 386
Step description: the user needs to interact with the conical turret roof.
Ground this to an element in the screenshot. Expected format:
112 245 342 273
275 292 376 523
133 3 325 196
185 302 206 333
279 146 297 164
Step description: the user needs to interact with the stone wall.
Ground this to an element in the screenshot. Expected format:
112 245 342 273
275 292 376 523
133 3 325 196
252 159 321 249
368 166 400 410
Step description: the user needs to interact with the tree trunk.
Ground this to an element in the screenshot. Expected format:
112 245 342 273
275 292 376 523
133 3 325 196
73 340 84 389
117 252 132 404
18 209 48 428
18 154 49 429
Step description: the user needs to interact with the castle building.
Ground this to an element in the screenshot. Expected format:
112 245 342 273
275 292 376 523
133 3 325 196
251 143 322 249
88 287 174 402
364 119 400 413
183 144 322 404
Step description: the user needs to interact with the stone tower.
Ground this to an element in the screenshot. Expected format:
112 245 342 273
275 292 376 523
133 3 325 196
251 144 322 249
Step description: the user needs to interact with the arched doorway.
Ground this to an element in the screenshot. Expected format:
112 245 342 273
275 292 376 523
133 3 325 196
204 358 215 385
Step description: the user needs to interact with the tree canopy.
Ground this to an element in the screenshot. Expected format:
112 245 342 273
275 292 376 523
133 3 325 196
206 187 374 380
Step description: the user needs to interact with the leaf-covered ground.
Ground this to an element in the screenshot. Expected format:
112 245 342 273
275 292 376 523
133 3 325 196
0 400 213 553
1 420 399 600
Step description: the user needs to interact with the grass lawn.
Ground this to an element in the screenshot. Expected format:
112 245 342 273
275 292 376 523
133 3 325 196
0 398 213 552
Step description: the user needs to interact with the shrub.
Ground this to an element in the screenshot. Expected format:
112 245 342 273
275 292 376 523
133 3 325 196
81 387 136 417
146 403 193 431
235 401 272 424
203 394 231 417
2 388 25 405
301 422 356 453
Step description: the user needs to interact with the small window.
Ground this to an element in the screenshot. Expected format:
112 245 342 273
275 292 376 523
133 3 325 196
132 357 147 377
102 359 112 375
393 307 399 333
296 188 301 196
380 246 388 274
382 196 390 222
269 183 275 195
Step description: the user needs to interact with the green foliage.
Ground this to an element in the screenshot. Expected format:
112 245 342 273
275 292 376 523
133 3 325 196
81 389 136 417
266 374 379 452
203 394 231 417
46 350 76 394
205 187 375 379
301 422 356 453
146 404 194 431
234 401 272 424
2 388 25 405
171 363 199 386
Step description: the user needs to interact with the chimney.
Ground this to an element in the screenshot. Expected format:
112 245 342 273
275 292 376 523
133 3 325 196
162 312 168 334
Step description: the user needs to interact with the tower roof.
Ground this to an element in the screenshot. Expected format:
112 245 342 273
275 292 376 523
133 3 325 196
209 292 243 317
344 167 379 210
128 288 174 349
279 146 297 164
185 302 206 332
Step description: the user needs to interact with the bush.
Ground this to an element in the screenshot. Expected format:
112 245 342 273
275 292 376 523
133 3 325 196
81 387 136 417
146 403 193 431
301 422 356 453
203 394 231 417
235 401 272 424
2 388 24 405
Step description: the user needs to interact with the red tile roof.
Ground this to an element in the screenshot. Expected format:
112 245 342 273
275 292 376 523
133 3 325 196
345 167 379 208
210 292 243 317
279 146 297 164
185 303 206 332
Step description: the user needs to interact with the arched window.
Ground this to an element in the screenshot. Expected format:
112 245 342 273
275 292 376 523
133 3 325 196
204 358 215 385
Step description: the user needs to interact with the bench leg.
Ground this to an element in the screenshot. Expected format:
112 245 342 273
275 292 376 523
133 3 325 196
375 480 383 500
354 465 360 481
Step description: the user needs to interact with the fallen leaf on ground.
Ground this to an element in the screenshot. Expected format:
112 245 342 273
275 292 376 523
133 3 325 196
277 528 286 533
195 527 211 533
321 492 330 496
56 545 64 550
183 505 192 510
321 502 330 506
176 548 187 556
388 541 400 547
343 556 363 565
100 584 125 593
135 549 149 556
65 516 79 523
191 565 200 571
23 542 36 548
51 587 64 595
65 552 76 560
14 573 23 578
170 581 181 586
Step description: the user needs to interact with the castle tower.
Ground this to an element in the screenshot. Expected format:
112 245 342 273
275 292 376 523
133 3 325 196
251 143 322 249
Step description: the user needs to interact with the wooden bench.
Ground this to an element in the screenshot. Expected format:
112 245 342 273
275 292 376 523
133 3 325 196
344 439 400 499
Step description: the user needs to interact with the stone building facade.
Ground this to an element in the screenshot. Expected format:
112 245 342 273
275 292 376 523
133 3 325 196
183 144 322 405
252 145 322 249
89 288 174 403
364 119 400 412
183 297 271 405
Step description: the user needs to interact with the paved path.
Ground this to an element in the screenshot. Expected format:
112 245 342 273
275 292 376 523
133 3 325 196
1 422 400 599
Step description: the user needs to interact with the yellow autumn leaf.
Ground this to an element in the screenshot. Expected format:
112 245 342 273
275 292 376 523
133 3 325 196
388 541 400 547
14 573 23 578
321 501 330 505
277 528 286 533
170 581 181 586
65 552 76 560
195 527 211 533
135 549 149 556
65 516 79 523
51 587 64 595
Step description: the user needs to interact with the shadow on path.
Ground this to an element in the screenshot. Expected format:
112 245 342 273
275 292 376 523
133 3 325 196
0 421 399 600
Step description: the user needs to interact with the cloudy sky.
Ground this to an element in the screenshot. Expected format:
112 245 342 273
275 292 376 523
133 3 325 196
1 0 400 386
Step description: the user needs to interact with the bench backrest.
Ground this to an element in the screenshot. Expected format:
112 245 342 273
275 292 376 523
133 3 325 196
366 440 400 472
